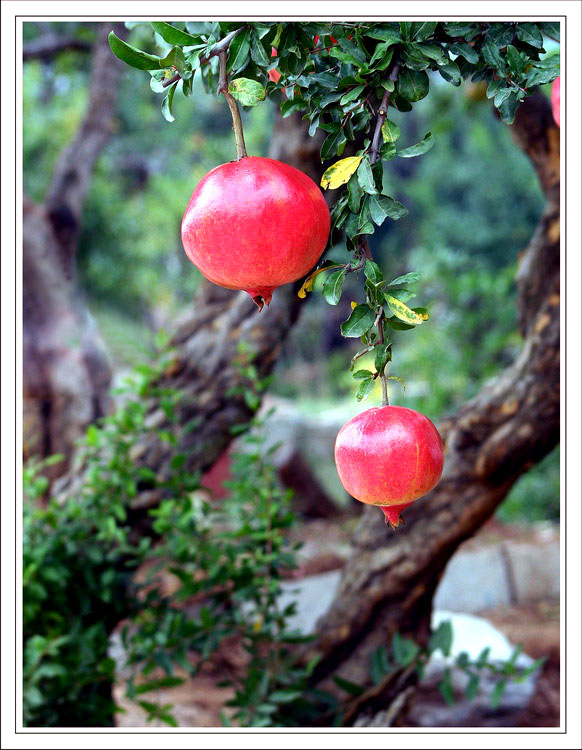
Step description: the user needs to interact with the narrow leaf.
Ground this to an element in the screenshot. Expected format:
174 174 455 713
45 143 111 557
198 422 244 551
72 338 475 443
322 268 346 306
387 271 421 286
356 377 375 401
397 132 434 158
385 295 428 325
161 81 178 122
151 22 200 46
340 304 376 338
356 156 377 195
381 119 401 143
108 32 162 70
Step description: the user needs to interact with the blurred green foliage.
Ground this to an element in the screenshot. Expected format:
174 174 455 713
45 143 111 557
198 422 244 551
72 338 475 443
22 21 558 522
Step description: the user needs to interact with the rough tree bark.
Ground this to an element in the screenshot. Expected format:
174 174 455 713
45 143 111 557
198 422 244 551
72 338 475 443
23 24 127 477
302 91 560 725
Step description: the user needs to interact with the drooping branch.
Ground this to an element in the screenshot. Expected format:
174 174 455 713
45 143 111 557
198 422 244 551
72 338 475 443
303 92 560 716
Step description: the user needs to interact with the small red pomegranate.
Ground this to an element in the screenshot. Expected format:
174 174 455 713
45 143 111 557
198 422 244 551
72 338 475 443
334 406 444 527
181 157 330 309
551 76 560 128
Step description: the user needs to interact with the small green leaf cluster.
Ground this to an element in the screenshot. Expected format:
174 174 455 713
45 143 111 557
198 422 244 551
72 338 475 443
23 343 330 728
333 263 425 400
332 620 544 713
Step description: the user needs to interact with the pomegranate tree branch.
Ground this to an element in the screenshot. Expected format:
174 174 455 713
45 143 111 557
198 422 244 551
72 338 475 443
217 48 248 160
162 26 246 88
369 62 400 165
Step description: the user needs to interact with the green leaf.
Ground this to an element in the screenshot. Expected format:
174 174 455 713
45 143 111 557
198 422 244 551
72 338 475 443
448 42 479 64
381 119 400 143
516 23 544 48
397 132 434 158
340 85 365 105
369 194 409 224
356 377 374 402
410 22 438 42
388 288 415 303
491 679 508 709
364 259 383 285
497 92 520 124
370 645 391 684
347 174 363 212
476 647 491 668
135 676 185 695
374 343 392 374
465 673 480 701
270 689 303 703
322 268 346 306
161 81 178 122
366 27 402 44
385 295 428 325
159 46 189 75
356 156 377 195
387 271 421 286
392 632 420 666
251 32 271 66
353 369 374 380
506 45 525 75
228 78 266 107
539 22 560 41
438 668 455 706
150 22 200 46
321 129 347 161
437 58 462 86
228 28 251 73
108 32 162 70
340 304 376 338
333 675 365 697
429 621 453 657
396 68 429 102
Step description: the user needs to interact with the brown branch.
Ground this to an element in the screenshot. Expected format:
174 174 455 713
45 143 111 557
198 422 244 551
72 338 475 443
369 62 400 165
217 48 247 160
43 23 128 261
162 27 246 88
23 35 92 62
304 91 560 709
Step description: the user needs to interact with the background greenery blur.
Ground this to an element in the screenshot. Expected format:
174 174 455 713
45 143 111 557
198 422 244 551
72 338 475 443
23 22 559 523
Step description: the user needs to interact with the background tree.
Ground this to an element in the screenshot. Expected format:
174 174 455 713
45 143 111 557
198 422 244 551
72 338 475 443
22 20 560 727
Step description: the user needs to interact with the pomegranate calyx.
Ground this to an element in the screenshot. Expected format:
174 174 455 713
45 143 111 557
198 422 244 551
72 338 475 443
380 502 413 529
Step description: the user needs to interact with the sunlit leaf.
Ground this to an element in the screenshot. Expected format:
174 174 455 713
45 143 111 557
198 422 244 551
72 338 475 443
320 156 363 190
385 294 428 324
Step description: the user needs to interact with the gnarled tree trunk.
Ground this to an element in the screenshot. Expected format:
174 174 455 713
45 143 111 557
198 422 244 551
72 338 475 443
23 24 126 477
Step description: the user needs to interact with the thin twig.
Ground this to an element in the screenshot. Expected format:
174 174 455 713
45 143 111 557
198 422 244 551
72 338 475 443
369 62 400 165
161 26 246 89
217 48 247 160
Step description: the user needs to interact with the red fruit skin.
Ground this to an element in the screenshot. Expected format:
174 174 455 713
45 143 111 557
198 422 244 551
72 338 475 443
551 76 560 128
334 406 444 525
181 157 331 307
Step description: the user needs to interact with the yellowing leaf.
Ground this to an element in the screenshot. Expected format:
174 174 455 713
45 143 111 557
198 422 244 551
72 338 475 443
350 300 358 309
297 264 343 298
320 156 363 190
385 294 429 325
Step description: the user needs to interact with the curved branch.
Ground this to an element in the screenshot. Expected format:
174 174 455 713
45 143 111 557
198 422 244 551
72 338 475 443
304 91 560 702
43 23 128 263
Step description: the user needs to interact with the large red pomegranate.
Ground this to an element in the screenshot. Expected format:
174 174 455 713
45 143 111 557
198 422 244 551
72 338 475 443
334 405 444 527
181 156 330 309
551 76 560 128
